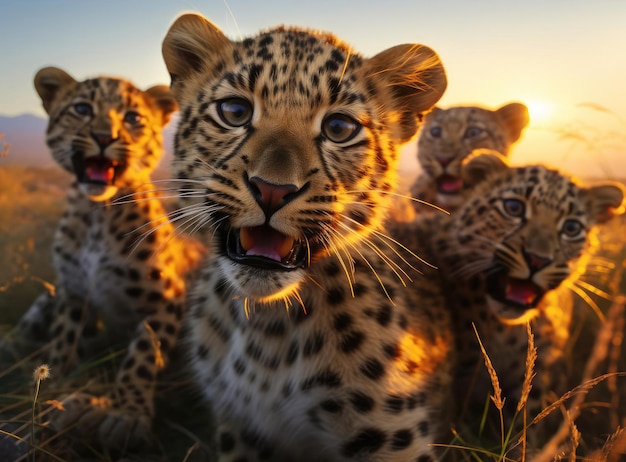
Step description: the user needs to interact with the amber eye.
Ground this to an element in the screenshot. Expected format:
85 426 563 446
561 219 584 238
124 111 144 125
502 198 525 218
429 126 442 138
322 113 361 143
464 126 484 139
74 102 93 117
217 98 253 127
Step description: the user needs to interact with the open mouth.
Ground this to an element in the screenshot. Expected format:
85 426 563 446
72 154 124 186
436 174 463 194
486 269 545 311
225 225 308 271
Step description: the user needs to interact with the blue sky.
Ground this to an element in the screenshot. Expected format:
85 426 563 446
2 0 626 177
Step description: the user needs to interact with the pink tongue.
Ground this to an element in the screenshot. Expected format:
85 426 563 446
505 279 538 306
86 165 115 183
439 176 463 193
240 226 294 262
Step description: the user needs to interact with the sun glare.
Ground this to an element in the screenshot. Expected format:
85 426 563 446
527 101 555 124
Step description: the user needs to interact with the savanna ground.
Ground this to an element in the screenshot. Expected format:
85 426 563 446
1 161 626 461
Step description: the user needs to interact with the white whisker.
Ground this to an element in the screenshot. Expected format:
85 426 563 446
345 189 450 215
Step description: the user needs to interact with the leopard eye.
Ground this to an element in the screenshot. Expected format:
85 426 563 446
561 219 584 239
74 102 93 117
429 126 442 138
124 111 144 125
464 126 484 139
502 198 525 218
217 98 253 127
322 113 361 143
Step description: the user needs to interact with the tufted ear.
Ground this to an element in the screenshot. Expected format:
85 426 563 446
461 149 509 187
145 85 178 126
162 13 232 95
496 102 530 144
34 66 77 114
583 182 626 224
367 44 447 143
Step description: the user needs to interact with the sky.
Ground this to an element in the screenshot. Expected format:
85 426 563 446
2 0 626 179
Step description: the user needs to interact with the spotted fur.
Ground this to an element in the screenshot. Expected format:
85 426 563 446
392 151 626 451
162 13 452 461
18 67 203 449
409 102 529 213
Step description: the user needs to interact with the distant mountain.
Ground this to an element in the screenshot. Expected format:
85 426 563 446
0 113 177 169
0 114 49 165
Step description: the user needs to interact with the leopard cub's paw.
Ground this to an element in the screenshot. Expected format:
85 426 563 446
50 391 152 450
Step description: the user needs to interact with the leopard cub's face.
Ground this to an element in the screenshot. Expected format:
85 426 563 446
34 67 176 201
417 103 529 209
437 152 625 323
162 14 446 303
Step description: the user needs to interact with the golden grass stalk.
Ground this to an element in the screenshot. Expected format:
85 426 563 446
31 364 50 462
517 323 537 414
515 323 537 462
566 410 581 462
472 323 506 449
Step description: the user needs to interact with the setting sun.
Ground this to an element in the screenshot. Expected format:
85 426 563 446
527 100 555 125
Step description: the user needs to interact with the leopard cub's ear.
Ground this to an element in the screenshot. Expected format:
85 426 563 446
366 44 447 143
495 102 530 144
145 85 178 126
162 13 232 95
461 149 509 187
583 182 626 224
34 67 77 114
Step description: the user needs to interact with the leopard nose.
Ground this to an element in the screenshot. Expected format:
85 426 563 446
248 176 301 218
523 250 553 273
436 157 453 168
92 132 115 149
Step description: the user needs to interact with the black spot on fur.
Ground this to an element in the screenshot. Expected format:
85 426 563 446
390 429 413 450
416 456 433 462
264 319 286 336
136 365 153 381
69 308 82 322
127 268 141 281
233 358 246 376
327 287 345 305
285 339 299 365
342 428 387 457
350 391 375 413
385 395 404 413
303 332 324 357
360 358 385 380
301 369 341 390
341 330 365 353
324 262 340 276
137 339 150 351
319 398 343 413
383 342 401 359
417 420 429 437
125 287 144 298
333 312 352 332
377 304 392 326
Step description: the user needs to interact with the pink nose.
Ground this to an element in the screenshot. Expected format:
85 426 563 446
524 251 552 272
92 133 114 149
436 157 453 168
248 176 299 217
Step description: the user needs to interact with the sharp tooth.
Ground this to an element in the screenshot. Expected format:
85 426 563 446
278 235 295 259
240 227 253 251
